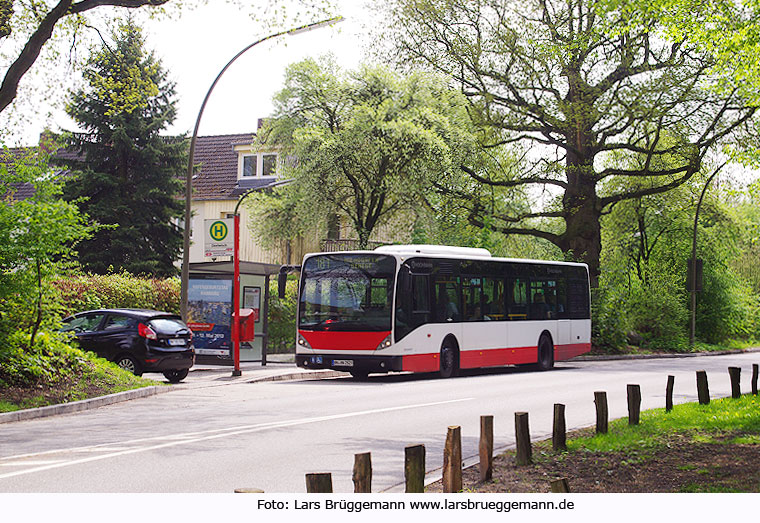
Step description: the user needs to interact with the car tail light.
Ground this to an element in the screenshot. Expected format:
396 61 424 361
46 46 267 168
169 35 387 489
138 323 158 340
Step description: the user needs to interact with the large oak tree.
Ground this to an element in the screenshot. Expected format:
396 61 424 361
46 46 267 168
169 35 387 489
385 0 758 285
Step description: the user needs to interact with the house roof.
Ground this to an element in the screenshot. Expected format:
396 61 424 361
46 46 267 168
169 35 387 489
1 147 43 202
3 132 269 202
192 133 256 200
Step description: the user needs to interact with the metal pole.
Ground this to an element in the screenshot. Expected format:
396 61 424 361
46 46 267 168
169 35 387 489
232 213 242 376
690 166 723 346
179 16 344 321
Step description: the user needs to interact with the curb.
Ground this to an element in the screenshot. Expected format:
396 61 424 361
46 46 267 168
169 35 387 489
574 347 760 362
0 385 168 425
0 370 346 424
243 370 346 383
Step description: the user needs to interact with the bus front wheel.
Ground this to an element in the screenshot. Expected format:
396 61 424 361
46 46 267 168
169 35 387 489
439 339 459 378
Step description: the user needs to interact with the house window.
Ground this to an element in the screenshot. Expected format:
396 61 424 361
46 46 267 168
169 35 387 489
242 155 256 177
262 154 277 176
239 153 277 178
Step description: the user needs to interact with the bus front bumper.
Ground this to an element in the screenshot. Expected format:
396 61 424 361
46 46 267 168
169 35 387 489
296 354 404 374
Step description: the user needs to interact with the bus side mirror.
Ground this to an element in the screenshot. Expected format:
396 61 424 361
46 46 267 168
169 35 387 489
277 265 300 299
278 270 287 299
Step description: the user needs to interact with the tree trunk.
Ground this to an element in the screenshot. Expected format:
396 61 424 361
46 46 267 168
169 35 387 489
561 161 602 288
29 260 43 348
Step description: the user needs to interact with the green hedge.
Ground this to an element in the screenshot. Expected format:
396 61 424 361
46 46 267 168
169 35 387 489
53 272 180 317
267 276 297 353
52 272 298 353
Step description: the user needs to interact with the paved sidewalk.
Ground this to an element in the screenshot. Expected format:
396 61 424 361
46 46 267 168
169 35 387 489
0 361 345 424
176 361 345 389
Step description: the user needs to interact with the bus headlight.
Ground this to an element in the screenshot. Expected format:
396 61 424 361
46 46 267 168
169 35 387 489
375 335 392 351
297 333 312 350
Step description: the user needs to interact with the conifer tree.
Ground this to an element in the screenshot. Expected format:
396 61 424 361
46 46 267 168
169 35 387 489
63 18 185 276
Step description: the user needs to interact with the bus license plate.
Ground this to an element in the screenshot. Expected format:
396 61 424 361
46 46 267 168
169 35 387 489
332 359 353 367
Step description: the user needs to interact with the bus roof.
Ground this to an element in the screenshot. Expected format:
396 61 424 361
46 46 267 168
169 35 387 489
303 245 588 269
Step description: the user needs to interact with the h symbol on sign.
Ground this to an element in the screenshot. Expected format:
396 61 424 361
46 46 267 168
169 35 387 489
212 223 225 237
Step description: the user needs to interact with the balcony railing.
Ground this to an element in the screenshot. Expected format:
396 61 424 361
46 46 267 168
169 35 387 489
320 239 388 252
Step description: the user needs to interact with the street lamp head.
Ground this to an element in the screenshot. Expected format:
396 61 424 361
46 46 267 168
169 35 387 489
287 16 344 36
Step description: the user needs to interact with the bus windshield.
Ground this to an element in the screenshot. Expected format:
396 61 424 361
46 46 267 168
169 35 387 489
299 254 396 332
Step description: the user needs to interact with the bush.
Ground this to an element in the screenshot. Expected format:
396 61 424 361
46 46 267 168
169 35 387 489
696 262 759 343
0 329 88 387
53 272 180 317
591 284 629 352
625 272 689 352
267 276 298 353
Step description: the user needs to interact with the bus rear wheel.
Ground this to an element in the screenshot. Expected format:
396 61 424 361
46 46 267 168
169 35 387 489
536 334 554 371
439 340 459 378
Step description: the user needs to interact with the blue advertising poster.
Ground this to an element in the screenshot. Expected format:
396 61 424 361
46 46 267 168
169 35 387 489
187 278 232 357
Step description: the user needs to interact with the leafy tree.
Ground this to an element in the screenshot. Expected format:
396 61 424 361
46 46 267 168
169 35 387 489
0 0 337 122
62 18 184 276
384 0 758 285
0 142 94 346
596 158 758 350
251 57 480 249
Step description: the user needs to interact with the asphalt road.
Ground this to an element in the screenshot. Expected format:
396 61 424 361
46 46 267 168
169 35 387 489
0 352 757 493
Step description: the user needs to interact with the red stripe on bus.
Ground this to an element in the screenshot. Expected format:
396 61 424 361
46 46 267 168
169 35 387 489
299 330 390 351
402 353 440 373
403 342 591 372
555 342 592 361
459 346 538 368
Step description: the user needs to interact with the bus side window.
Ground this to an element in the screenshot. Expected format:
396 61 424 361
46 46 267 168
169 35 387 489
483 278 504 320
463 277 483 321
508 279 528 320
411 275 432 327
435 280 460 322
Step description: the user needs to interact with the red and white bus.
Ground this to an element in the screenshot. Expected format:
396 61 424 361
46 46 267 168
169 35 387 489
281 245 591 378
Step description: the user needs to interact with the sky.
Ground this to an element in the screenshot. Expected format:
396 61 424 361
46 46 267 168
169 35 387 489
11 0 375 145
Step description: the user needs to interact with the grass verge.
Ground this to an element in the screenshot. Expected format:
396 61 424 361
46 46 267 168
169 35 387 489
0 332 160 413
429 395 760 493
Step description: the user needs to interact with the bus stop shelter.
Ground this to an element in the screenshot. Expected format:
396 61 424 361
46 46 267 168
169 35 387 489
188 260 280 366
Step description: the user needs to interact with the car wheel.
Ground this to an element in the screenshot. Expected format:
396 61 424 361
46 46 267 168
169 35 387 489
439 338 459 378
536 334 554 371
115 354 142 376
163 368 189 383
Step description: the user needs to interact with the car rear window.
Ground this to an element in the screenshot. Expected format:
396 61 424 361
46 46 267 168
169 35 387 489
148 318 189 334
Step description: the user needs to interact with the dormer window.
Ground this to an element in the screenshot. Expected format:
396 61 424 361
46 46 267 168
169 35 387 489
239 152 277 178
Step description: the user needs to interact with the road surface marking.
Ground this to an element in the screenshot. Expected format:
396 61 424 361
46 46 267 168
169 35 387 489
0 397 473 480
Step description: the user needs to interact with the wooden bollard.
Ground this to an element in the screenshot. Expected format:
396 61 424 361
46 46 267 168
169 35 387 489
552 403 567 452
594 391 608 434
352 452 372 493
753 364 758 395
305 473 333 493
443 425 462 492
627 384 641 425
666 375 675 412
514 412 532 465
696 370 710 405
404 444 425 493
550 478 570 493
729 367 741 399
479 415 494 481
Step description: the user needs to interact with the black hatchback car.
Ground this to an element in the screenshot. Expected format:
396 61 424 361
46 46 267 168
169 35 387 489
61 309 194 383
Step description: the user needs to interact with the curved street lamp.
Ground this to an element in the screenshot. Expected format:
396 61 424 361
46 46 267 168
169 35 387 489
689 164 724 346
179 16 343 373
